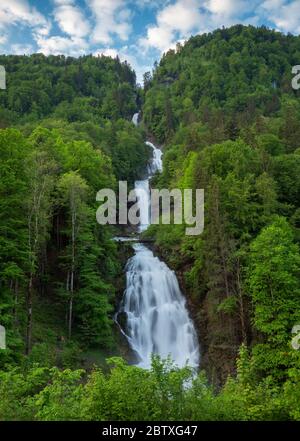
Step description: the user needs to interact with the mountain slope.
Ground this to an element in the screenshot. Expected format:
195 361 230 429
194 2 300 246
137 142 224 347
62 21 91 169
143 25 300 385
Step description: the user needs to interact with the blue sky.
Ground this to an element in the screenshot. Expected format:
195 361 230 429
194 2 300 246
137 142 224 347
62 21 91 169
0 0 299 83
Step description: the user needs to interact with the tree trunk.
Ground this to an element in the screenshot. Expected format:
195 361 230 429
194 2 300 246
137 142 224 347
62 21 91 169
68 271 74 339
236 259 247 344
13 280 19 325
26 273 33 355
68 206 76 339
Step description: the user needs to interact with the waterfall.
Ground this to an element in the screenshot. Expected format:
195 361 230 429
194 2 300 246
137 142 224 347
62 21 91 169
120 244 200 368
146 141 163 175
117 113 200 369
132 112 139 126
134 179 150 232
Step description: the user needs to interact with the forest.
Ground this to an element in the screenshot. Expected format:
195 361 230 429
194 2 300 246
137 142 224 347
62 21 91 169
0 25 300 421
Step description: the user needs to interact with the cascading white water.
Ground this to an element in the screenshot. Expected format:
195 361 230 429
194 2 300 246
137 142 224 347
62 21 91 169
120 244 200 368
132 112 139 126
134 142 162 232
135 179 150 232
146 141 163 175
117 113 200 368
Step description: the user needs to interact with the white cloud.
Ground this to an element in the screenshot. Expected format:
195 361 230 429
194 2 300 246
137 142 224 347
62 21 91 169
11 43 34 54
261 0 300 34
201 0 260 30
54 0 75 4
87 0 132 44
0 0 50 35
26 0 90 57
138 0 281 53
140 0 203 52
205 0 248 17
36 35 88 56
94 47 119 58
157 0 202 34
0 34 7 45
135 0 171 9
53 0 91 38
140 26 174 52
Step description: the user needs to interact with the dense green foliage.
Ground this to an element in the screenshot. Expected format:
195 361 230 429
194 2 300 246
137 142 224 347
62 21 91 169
1 26 300 421
143 25 300 408
143 25 300 143
0 353 299 421
0 54 137 125
0 54 148 369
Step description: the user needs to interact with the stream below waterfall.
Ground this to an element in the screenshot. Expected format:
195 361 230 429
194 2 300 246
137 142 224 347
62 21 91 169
116 113 199 369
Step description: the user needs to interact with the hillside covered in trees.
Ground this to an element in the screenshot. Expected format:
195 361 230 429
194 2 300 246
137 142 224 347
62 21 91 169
143 24 300 398
0 54 149 369
0 25 300 421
